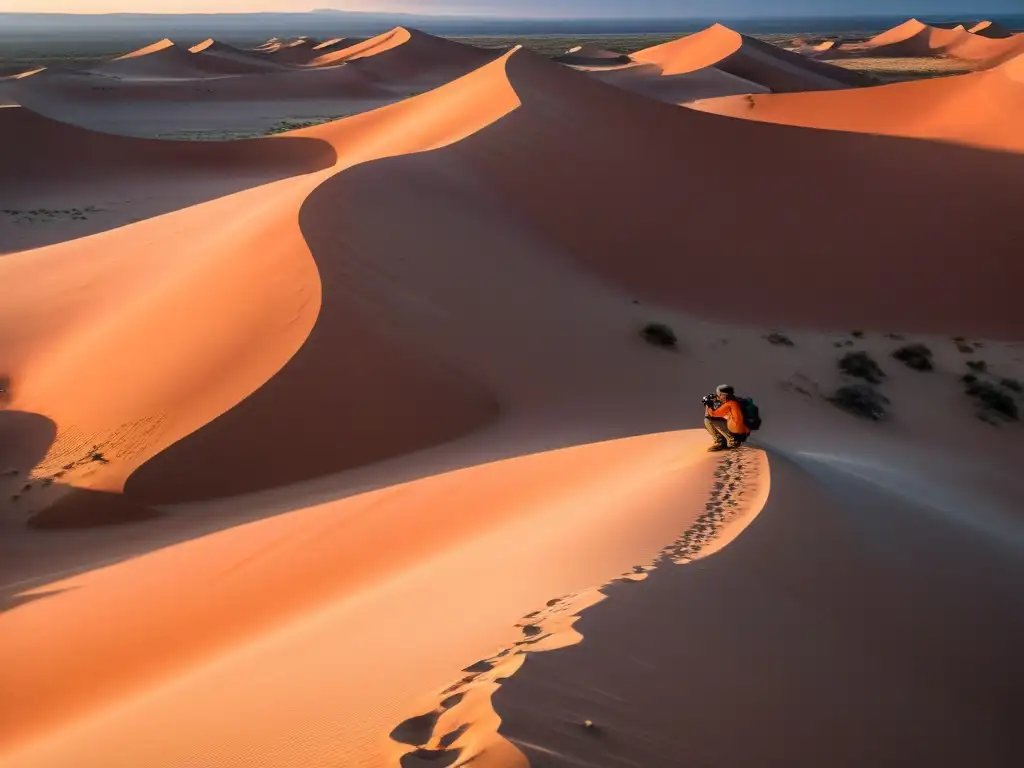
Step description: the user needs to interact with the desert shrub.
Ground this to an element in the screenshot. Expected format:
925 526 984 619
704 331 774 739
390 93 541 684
839 351 885 384
829 384 889 421
641 322 677 350
965 380 1019 421
892 343 934 371
961 373 978 384
885 332 905 340
966 360 988 373
851 330 865 338
764 331 794 347
956 342 974 354
1000 377 1023 393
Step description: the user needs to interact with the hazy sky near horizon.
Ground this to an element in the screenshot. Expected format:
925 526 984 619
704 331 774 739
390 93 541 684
6 1 1020 15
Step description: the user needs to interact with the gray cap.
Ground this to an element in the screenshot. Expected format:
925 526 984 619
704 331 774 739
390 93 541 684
715 384 735 395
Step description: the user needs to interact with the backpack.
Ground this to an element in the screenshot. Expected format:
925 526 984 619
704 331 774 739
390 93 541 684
738 397 762 431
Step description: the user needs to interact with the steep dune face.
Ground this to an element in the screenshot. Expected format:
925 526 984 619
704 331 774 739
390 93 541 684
633 24 871 92
313 26 504 83
690 59 1024 154
306 37 364 65
587 62 769 104
424 49 1024 336
1 58 514 507
486 451 1023 768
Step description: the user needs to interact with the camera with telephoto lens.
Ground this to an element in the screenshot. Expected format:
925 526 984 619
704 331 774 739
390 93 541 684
702 393 719 408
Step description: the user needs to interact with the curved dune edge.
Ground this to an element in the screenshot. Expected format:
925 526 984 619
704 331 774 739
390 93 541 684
838 18 1024 68
386 447 769 767
687 55 1024 153
0 430 722 759
2 50 521 508
631 23 871 91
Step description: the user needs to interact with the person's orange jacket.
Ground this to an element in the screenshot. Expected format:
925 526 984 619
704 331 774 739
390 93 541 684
706 399 750 435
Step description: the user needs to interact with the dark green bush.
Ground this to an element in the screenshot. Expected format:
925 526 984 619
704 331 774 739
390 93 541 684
829 384 889 421
839 351 885 384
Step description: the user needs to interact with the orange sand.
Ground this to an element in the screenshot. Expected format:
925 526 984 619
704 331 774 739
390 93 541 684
835 18 1024 69
691 52 1024 153
631 23 873 91
0 22 1021 768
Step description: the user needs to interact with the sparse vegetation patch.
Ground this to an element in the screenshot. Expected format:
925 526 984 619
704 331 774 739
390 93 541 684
829 384 889 421
264 117 337 135
892 343 934 371
1000 377 1023 394
764 331 794 347
964 379 1019 422
839 351 885 384
641 322 677 350
966 360 988 373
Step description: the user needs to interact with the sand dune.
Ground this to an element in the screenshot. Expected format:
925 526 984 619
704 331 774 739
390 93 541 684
690 54 1024 153
311 26 504 82
253 37 322 65
94 38 253 79
632 23 872 92
187 39 291 74
441 49 1024 335
839 17 1024 68
9 28 503 138
472 448 1023 767
0 27 1022 768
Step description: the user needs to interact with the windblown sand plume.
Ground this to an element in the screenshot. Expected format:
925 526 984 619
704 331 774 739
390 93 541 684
0 23 1021 768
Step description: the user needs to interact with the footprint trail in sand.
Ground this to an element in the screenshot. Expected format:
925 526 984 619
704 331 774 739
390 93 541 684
389 447 763 767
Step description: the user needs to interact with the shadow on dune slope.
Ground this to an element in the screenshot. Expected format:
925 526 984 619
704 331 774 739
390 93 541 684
0 107 337 252
124 167 497 506
688 56 1024 154
0 410 56 477
433 49 1024 337
489 450 1024 766
126 45 1024 502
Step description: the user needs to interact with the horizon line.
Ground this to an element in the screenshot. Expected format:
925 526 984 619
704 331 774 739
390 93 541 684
0 9 1015 19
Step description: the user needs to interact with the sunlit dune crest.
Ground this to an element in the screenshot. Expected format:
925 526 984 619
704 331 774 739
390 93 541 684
830 17 1024 68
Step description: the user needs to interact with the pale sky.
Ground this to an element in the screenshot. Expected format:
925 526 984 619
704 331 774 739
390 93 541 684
4 1 1019 15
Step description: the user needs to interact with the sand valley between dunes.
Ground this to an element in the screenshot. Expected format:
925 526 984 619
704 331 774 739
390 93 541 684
1 18 1023 768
